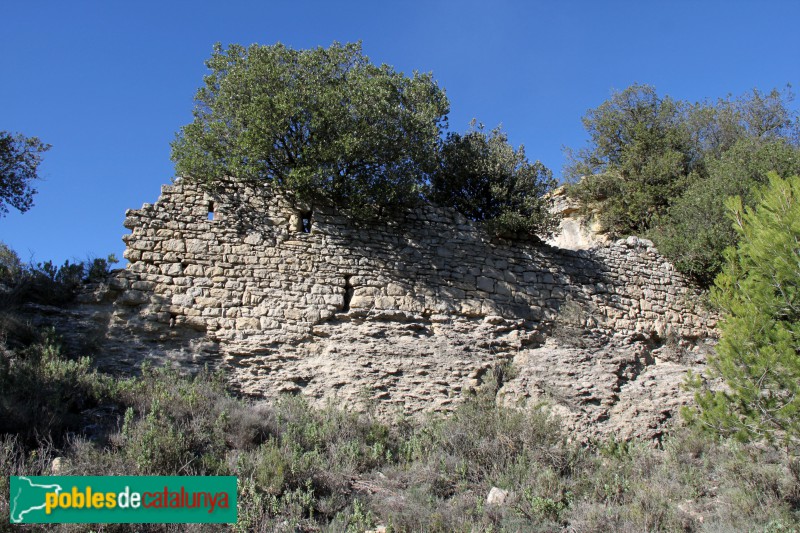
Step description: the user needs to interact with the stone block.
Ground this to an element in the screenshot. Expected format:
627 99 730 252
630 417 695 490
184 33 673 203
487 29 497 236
161 239 185 252
123 249 141 261
349 295 372 309
171 294 194 307
386 283 406 296
436 246 453 257
131 281 155 291
120 290 149 306
235 317 259 330
495 281 512 296
476 276 495 292
130 240 155 251
183 264 205 276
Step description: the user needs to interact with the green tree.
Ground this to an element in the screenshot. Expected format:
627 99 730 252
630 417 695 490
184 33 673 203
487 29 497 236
431 122 558 238
567 84 799 285
564 84 696 235
171 41 449 217
688 173 800 449
685 87 798 158
649 138 800 285
0 131 50 216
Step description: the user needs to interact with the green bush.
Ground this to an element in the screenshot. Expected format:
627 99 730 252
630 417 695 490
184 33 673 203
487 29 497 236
0 242 118 306
172 42 557 236
649 139 800 285
565 84 697 235
86 253 119 282
0 241 22 283
0 329 113 443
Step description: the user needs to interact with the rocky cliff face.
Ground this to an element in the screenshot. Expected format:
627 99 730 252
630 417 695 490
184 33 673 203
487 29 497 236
72 179 716 441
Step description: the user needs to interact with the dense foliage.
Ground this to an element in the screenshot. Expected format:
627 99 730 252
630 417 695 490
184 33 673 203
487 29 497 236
565 84 697 234
431 123 558 238
0 131 50 216
687 174 800 451
566 84 800 284
650 138 800 283
171 42 449 218
172 42 557 238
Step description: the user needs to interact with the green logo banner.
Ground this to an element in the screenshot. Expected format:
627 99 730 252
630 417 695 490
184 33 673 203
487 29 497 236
9 476 237 524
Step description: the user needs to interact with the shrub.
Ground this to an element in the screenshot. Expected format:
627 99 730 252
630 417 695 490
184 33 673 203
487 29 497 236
86 253 119 282
431 122 558 238
173 42 558 236
0 245 119 306
649 138 800 285
0 328 114 444
0 241 22 283
564 84 697 235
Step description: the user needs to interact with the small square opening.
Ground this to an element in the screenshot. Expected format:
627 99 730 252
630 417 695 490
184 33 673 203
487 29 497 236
300 210 312 233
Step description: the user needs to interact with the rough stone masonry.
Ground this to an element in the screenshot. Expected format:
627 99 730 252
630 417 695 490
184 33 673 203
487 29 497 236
78 179 717 441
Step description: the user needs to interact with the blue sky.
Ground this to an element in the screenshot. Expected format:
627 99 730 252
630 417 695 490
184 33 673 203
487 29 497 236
2 1 798 265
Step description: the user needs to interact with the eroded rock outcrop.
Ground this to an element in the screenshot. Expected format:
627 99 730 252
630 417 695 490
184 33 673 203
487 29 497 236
72 179 715 441
545 185 609 250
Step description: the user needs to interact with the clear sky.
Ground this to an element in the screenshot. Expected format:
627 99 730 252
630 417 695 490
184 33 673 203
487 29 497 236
2 0 798 265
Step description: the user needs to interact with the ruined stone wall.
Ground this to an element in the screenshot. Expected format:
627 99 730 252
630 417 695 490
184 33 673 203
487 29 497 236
95 179 716 440
115 180 711 341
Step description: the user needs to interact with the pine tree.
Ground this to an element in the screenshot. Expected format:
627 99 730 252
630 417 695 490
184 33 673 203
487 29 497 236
688 173 800 450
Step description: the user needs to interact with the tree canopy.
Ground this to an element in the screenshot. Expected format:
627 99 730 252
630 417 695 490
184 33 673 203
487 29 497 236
650 137 800 283
171 41 449 217
0 131 50 217
564 84 697 234
566 84 800 284
687 173 800 450
172 42 557 238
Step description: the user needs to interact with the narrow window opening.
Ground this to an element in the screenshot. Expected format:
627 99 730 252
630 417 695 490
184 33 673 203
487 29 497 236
342 275 354 312
207 201 215 221
300 209 313 233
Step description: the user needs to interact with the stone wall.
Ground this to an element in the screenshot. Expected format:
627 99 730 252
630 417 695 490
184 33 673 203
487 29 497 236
91 179 716 440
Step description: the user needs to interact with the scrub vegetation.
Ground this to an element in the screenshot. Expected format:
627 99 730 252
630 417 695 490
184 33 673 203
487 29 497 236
0 305 798 531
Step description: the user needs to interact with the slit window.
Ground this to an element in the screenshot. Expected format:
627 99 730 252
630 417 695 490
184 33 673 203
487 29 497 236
342 275 354 312
207 201 215 221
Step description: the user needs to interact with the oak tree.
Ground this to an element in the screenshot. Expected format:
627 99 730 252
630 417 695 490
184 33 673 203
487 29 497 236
171 42 449 217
